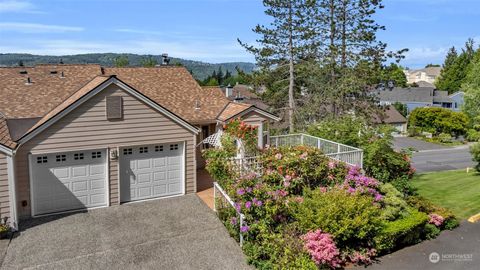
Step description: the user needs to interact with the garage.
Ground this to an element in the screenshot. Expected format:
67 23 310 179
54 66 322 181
30 149 108 216
120 143 184 203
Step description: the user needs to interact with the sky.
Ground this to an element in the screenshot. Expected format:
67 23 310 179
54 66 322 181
0 0 479 68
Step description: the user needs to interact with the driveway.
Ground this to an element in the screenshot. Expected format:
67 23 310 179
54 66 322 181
355 221 480 270
1 195 250 270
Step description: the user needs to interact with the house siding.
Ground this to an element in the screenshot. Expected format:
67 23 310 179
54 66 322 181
0 153 9 218
241 111 268 125
15 84 196 218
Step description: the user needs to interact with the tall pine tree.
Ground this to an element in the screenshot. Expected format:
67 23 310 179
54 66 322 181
239 0 315 133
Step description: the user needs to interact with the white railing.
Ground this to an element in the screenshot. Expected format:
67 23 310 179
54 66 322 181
213 182 246 246
228 156 263 177
270 133 363 168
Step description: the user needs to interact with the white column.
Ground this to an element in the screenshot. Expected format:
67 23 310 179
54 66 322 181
257 122 264 148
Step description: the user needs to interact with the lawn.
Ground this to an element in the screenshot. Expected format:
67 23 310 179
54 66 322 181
412 170 480 219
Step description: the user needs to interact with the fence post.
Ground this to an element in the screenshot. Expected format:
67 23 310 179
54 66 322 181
213 184 217 212
239 214 244 247
300 134 304 145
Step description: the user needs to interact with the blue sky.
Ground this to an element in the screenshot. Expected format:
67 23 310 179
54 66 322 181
0 0 479 67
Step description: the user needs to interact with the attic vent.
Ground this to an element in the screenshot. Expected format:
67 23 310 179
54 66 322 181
195 100 201 110
25 77 32 85
19 70 28 75
50 70 58 74
106 96 123 120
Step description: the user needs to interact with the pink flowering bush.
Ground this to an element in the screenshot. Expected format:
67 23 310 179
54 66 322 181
428 214 445 227
302 229 342 268
343 166 383 202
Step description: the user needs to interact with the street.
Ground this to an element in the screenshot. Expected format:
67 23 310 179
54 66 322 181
393 137 474 173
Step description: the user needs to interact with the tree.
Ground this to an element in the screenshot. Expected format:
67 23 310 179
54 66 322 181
113 55 129 67
461 48 480 123
380 63 407 87
436 39 476 93
140 57 158 67
239 0 315 133
392 102 407 117
204 77 219 86
425 63 440 68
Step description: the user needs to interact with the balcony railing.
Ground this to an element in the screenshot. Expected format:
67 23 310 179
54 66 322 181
270 133 363 168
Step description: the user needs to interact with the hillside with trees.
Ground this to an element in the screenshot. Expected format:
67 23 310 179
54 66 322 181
0 53 255 81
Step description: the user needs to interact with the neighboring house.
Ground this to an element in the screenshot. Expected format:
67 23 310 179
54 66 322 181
0 64 279 228
219 84 269 111
374 87 465 113
372 106 408 133
403 67 441 85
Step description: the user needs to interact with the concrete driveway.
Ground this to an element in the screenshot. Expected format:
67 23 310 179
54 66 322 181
1 195 250 270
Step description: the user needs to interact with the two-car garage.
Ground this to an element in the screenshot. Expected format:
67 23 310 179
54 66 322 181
29 142 185 216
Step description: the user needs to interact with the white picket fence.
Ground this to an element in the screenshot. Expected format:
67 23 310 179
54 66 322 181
213 182 246 246
270 133 363 168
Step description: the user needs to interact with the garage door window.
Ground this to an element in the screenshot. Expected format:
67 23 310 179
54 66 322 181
170 144 178 150
92 151 102 159
139 147 148 153
123 148 133 155
74 153 84 160
36 156 48 164
155 145 163 152
56 155 66 162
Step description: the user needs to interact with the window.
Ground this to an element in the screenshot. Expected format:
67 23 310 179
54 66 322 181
74 153 84 160
170 144 179 151
56 155 66 162
139 147 148 153
155 145 163 152
92 152 102 159
36 156 48 164
123 148 133 155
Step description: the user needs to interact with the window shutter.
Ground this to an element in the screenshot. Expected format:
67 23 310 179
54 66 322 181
106 96 123 120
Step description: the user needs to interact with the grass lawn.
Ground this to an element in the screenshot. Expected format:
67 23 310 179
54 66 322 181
412 169 480 219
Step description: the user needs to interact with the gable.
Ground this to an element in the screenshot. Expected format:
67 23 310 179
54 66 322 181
22 84 196 153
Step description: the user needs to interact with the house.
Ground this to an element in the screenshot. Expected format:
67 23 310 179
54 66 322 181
221 84 269 111
374 86 465 113
372 106 408 134
0 64 279 228
403 66 441 85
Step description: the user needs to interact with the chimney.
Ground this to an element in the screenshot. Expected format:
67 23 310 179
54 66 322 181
161 53 170 65
225 84 233 98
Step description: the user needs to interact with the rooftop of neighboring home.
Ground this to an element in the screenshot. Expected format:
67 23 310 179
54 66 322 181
374 86 458 104
0 64 278 149
372 105 407 125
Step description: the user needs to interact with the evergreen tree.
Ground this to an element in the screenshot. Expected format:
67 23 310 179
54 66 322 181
239 0 316 133
113 55 129 67
140 57 158 67
462 48 480 123
436 39 476 93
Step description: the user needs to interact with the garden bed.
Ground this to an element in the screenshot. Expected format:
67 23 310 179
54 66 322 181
205 145 459 269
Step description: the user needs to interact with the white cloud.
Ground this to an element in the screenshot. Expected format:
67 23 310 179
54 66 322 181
399 47 448 68
0 0 39 13
0 22 84 33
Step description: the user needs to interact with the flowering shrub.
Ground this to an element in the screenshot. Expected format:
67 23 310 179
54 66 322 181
205 143 458 269
224 118 258 154
428 214 445 227
302 229 342 268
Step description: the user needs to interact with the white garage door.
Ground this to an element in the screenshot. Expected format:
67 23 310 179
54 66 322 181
120 143 184 203
30 149 108 216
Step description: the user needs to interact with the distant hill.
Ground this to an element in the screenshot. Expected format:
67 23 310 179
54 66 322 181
0 53 256 80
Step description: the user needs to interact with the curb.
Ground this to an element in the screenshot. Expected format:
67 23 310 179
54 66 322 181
467 213 480 223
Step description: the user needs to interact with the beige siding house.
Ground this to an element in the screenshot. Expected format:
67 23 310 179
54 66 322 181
0 65 278 228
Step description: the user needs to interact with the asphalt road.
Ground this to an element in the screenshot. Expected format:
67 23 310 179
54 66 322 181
393 137 474 173
356 222 480 270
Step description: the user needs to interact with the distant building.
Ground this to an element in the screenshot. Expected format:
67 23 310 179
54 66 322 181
403 67 441 85
374 86 464 113
372 106 408 133
222 84 269 111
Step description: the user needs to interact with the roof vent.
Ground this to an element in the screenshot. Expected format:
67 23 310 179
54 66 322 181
161 53 170 65
60 71 65 78
19 70 28 75
25 77 32 85
225 84 233 97
195 100 201 110
50 70 58 74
